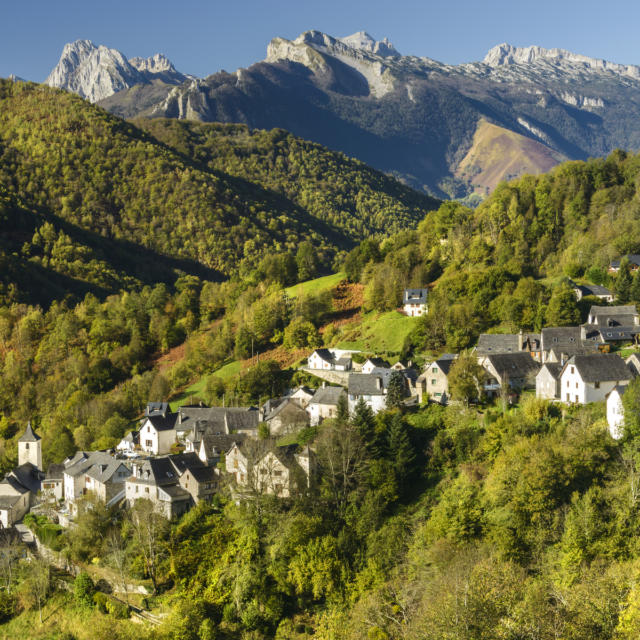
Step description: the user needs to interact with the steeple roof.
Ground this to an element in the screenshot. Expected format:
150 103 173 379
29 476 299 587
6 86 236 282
18 421 40 443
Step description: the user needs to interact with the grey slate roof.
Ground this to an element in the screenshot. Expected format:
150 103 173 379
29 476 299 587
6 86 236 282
188 466 218 483
348 373 385 396
131 458 179 486
539 363 562 379
308 386 346 406
264 398 307 422
64 452 115 479
200 433 246 459
179 406 257 436
597 326 640 342
145 402 170 417
588 305 639 327
145 412 179 432
7 463 43 494
18 422 40 443
365 357 391 369
566 354 633 383
85 460 131 484
436 354 458 375
484 353 540 379
404 288 428 304
45 464 65 481
575 283 613 297
159 485 191 501
476 333 540 356
311 348 335 363
226 411 260 432
167 453 204 475
610 255 640 269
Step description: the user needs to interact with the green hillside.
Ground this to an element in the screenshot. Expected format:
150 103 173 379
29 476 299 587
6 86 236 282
0 80 438 305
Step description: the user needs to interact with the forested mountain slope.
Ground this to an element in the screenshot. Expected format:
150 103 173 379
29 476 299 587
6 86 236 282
0 80 437 305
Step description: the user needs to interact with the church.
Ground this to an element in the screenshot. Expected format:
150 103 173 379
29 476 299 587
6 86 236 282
0 422 44 529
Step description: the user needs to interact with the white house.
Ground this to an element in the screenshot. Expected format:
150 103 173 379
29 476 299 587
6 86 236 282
139 413 178 455
361 358 391 374
570 281 614 303
403 289 428 317
417 354 457 404
307 349 353 371
607 386 628 439
347 373 387 414
559 354 632 405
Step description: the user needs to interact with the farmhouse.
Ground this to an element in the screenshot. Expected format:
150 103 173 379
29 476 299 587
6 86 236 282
417 354 457 404
307 348 353 371
479 352 540 396
347 373 387 414
402 289 428 317
559 353 632 405
535 363 563 400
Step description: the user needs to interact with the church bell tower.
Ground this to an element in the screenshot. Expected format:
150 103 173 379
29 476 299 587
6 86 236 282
18 421 42 470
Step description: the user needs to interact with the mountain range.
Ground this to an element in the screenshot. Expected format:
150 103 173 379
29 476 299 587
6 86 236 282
38 32 640 198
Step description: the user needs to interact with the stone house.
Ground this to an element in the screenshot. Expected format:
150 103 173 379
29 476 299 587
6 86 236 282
264 398 310 436
83 460 131 505
478 353 540 397
417 354 457 404
535 363 563 400
306 386 346 426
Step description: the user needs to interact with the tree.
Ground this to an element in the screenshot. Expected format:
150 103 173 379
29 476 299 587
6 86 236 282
386 370 407 410
73 572 95 608
128 499 169 594
351 396 376 450
336 393 349 422
545 281 581 326
448 352 486 406
20 556 49 624
296 241 318 281
616 259 633 303
387 413 416 490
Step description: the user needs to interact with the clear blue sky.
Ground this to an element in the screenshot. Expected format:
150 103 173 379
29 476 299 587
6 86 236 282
3 0 640 81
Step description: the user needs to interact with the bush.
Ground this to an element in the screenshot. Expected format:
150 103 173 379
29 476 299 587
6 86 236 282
74 571 95 608
0 589 16 623
105 597 130 619
93 591 109 613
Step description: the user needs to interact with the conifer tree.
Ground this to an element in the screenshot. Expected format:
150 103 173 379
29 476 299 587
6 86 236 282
386 370 407 410
545 282 581 327
387 413 416 490
351 396 376 452
616 259 633 304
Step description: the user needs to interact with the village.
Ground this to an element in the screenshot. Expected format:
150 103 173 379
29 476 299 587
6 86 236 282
1 280 639 532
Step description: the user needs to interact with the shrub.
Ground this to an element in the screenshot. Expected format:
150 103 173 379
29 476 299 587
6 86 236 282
0 589 16 623
74 571 95 608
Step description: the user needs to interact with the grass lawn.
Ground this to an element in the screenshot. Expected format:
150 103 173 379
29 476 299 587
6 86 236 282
335 310 417 355
170 360 244 410
285 272 345 298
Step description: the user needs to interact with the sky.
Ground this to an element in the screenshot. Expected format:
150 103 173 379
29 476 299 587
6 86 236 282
3 0 640 81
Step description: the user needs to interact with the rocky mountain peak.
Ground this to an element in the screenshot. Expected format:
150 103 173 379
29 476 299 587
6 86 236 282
129 53 176 74
339 31 399 57
46 40 188 103
483 43 640 78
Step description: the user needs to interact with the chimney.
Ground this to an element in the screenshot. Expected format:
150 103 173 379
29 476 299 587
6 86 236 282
518 330 524 351
377 376 382 390
580 325 587 341
322 381 326 388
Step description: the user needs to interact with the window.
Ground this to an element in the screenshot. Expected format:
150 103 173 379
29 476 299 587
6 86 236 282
25 443 29 450
431 379 437 385
145 487 149 493
274 470 283 477
435 392 442 397
576 382 578 389
595 381 600 389
145 440 152 448
566 380 569 387
571 366 575 374
432 367 438 374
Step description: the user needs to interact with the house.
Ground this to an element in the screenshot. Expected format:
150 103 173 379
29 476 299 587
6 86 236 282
125 455 202 519
263 398 309 436
62 451 123 511
42 464 65 502
587 305 640 328
403 289 428 317
608 255 640 274
252 446 314 497
285 386 315 408
570 280 614 303
307 349 353 371
139 412 178 455
347 373 387 414
225 442 249 487
192 433 246 467
116 430 139 454
177 406 259 441
607 385 627 439
83 459 131 505
535 363 563 400
540 326 600 363
361 358 391 374
417 354 457 404
306 385 346 425
179 465 219 504
479 353 540 397
476 332 541 359
559 353 633 404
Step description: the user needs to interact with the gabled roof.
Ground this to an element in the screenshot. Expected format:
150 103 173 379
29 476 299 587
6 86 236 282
130 458 179 486
145 402 170 417
574 283 613 297
86 460 131 484
226 411 260 432
179 406 257 435
610 255 640 269
436 353 458 375
158 484 191 501
45 464 65 481
187 466 218 483
404 288 428 304
564 353 633 383
483 353 540 379
308 386 346 406
588 305 638 323
364 357 391 369
607 384 629 399
200 433 246 459
64 452 115 478
348 373 385 396
18 422 40 443
144 412 179 432
310 348 335 363
538 363 562 379
264 398 307 422
0 475 29 495
7 463 43 494
168 452 204 475
476 333 542 356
